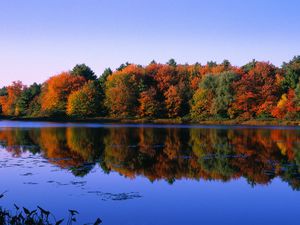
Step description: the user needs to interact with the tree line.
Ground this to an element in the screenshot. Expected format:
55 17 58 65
1 56 300 120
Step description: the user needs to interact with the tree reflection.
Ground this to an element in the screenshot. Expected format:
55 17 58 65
1 126 300 189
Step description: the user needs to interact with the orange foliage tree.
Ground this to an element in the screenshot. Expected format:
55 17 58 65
105 65 144 117
0 81 26 116
40 72 86 116
164 85 182 118
155 64 178 93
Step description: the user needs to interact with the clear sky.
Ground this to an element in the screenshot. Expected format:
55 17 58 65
1 0 300 86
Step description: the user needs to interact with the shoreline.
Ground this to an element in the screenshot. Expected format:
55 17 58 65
1 116 300 127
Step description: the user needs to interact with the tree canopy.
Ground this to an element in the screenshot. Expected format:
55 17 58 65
1 57 300 120
71 64 97 80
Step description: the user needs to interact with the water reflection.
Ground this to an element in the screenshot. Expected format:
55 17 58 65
1 126 300 190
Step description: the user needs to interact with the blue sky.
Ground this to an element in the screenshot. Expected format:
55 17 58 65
1 0 300 86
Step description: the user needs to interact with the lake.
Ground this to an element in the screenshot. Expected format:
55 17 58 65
1 121 300 225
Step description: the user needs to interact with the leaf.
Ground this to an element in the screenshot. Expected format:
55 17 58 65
30 209 37 215
18 212 24 219
69 209 79 216
94 218 102 225
23 207 30 215
38 206 50 216
56 219 64 225
14 204 20 210
0 191 7 199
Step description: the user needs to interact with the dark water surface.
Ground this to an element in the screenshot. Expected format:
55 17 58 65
1 121 300 225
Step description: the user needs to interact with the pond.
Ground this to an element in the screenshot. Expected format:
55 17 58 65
0 121 300 225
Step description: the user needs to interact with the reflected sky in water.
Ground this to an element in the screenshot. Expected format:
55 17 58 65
1 121 300 225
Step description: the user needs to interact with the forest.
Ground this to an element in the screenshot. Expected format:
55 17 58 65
1 56 300 121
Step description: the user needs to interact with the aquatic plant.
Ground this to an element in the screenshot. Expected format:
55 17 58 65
0 192 102 225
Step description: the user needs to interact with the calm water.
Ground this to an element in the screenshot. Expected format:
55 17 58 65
1 121 300 225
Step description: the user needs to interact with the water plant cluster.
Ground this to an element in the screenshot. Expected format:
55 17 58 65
0 192 102 225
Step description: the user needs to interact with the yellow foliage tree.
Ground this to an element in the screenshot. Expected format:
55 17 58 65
67 81 102 117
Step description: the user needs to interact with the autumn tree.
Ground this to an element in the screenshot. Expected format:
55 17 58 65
138 87 160 118
153 64 180 117
0 87 7 114
188 63 202 90
155 64 178 93
231 62 282 119
144 62 161 88
164 85 182 118
271 89 299 119
190 75 217 120
40 72 86 116
67 81 103 117
105 65 144 117
242 59 257 73
116 62 131 71
0 81 26 116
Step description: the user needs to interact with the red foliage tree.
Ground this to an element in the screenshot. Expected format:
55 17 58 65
231 62 282 119
138 87 160 118
271 89 299 119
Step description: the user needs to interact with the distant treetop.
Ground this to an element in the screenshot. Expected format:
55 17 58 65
71 64 97 80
